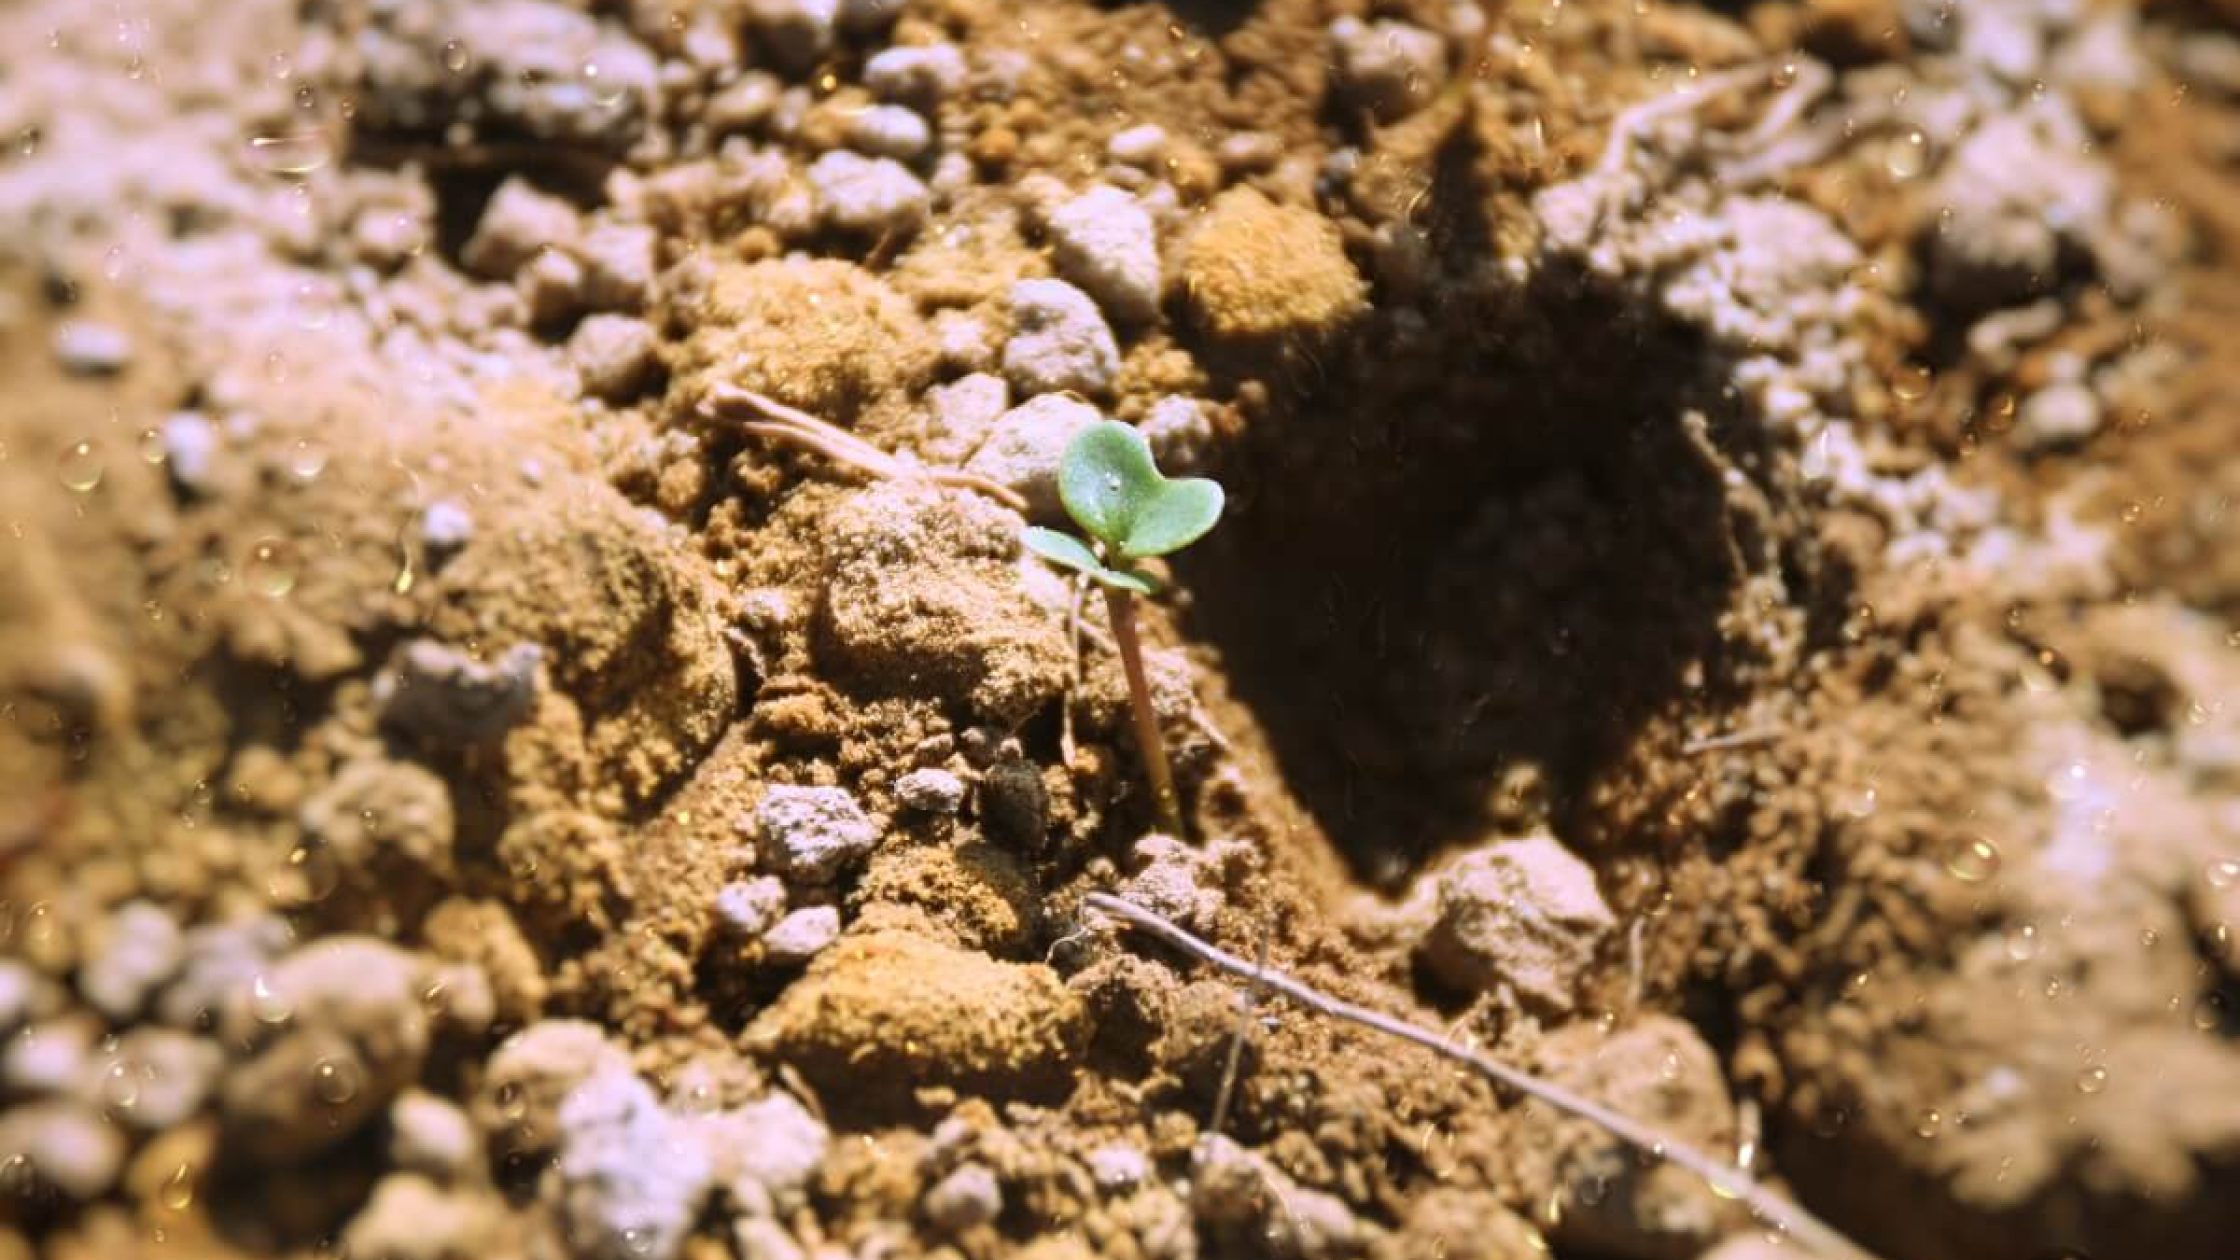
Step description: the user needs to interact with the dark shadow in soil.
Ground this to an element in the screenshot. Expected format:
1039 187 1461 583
1181 268 1770 888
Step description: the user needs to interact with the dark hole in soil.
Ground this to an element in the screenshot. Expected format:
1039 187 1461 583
1182 274 1767 888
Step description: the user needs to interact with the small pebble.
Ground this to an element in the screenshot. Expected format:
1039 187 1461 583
462 179 581 278
714 877 790 940
1003 278 1120 398
1046 185 1162 324
52 320 132 376
1107 124 1168 166
1141 396 1214 474
390 1090 480 1179
744 0 839 72
1087 1143 1150 1192
420 499 475 558
160 412 220 496
86 1027 222 1132
922 1162 1002 1232
894 768 967 815
79 900 184 1022
568 314 660 402
1328 17 1448 122
809 151 930 237
863 44 968 105
4 1019 96 1096
848 104 933 160
761 907 841 965
757 786 880 884
2015 381 2103 451
964 393 1102 522
0 1102 125 1201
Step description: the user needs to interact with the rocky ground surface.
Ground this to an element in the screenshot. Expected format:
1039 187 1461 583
1 1 2237 1258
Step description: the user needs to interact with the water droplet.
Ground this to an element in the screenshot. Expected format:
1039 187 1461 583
247 130 331 176
1840 784 1879 819
244 536 300 598
57 440 103 492
286 439 326 482
311 1055 362 1105
1886 130 1928 180
2192 995 2225 1032
496 1080 528 1119
158 1162 196 1210
442 40 472 73
1946 835 2002 883
622 1226 656 1256
1914 1108 1943 1139
249 974 293 1025
2075 1065 2108 1095
99 1058 147 1112
2004 922 2041 962
1891 363 1933 402
137 426 167 464
286 840 340 901
2206 858 2239 890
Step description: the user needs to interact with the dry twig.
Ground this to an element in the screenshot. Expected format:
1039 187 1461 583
700 384 1028 511
1082 892 1882 1260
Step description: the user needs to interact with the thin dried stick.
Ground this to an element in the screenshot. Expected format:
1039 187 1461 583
1596 62 1784 181
1082 892 1882 1260
701 384 1028 511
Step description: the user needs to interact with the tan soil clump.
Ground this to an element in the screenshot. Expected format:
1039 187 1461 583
669 257 936 417
814 481 1071 726
1181 186 1367 340
745 930 1086 1120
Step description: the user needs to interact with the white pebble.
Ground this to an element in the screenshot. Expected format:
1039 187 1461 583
809 151 929 237
0 1102 125 1201
863 44 968 105
79 900 184 1022
1107 124 1169 167
848 104 933 160
1047 185 1162 324
714 877 790 939
744 0 839 73
1329 17 1449 122
160 412 220 496
1003 278 1120 398
966 393 1103 522
420 499 475 557
52 320 132 376
757 786 879 883
894 768 967 815
923 1162 1002 1232
2015 381 2103 451
761 907 841 965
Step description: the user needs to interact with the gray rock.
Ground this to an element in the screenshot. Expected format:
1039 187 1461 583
475 1020 633 1164
0 961 55 1039
340 1173 501 1260
713 877 790 940
569 313 660 402
1329 17 1448 122
462 178 581 278
744 0 838 72
390 1090 480 1179
863 44 968 105
979 753 1050 847
1107 124 1168 167
922 371 1009 465
377 639 542 747
4 1019 95 1096
756 786 879 883
964 393 1102 522
86 1028 222 1133
761 907 841 965
161 412 221 496
218 937 433 1161
420 499 475 558
0 1102 125 1201
1191 1134 1365 1259
78 900 183 1021
2015 381 2103 451
1418 833 1615 1012
576 222 657 311
923 1162 1002 1233
894 768 968 815
810 151 929 237
1925 103 2112 311
1142 395 1214 474
52 320 132 376
701 1090 830 1210
837 0 903 34
1047 185 1162 324
156 915 293 1031
1002 278 1120 398
518 246 586 325
553 1067 714 1260
848 104 933 160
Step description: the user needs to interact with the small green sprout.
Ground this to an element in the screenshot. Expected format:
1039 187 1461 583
1024 421 1224 837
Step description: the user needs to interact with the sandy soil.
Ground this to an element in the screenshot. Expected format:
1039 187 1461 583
1 1 2236 1259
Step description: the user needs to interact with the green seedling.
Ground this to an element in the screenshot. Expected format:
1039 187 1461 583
1024 421 1224 837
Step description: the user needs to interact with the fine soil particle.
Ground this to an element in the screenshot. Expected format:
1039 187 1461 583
2 0 2236 1258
